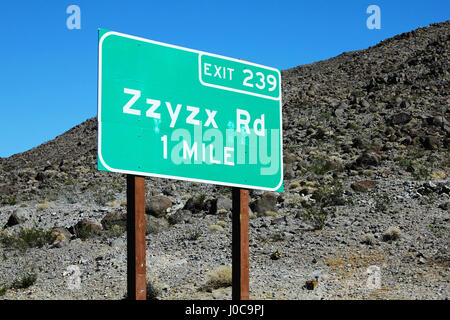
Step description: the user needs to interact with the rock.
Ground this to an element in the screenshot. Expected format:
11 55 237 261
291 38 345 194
421 135 440 150
101 210 127 230
209 197 232 215
183 195 207 213
351 180 379 192
212 288 229 300
382 226 402 242
146 215 169 235
283 163 295 180
168 209 192 225
35 171 46 182
389 112 412 125
360 99 370 109
208 224 224 232
428 115 449 128
353 152 380 168
73 219 103 239
270 249 282 260
110 237 126 248
438 201 450 210
4 208 31 227
437 183 450 195
271 216 288 225
50 227 72 248
253 192 277 216
334 108 345 118
146 195 172 217
304 280 318 290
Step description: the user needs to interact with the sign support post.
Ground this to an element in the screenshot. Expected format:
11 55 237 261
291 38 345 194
126 174 147 300
232 187 250 300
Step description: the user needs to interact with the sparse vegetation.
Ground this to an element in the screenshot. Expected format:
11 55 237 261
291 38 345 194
270 249 283 260
271 231 286 242
301 206 329 230
311 181 345 207
0 227 57 251
308 154 343 175
7 196 17 205
208 224 224 232
428 224 447 237
396 156 431 180
203 265 232 291
11 273 37 289
187 231 202 241
74 220 103 240
0 285 8 296
361 233 376 245
93 188 115 206
374 192 393 212
298 180 344 230
37 200 51 211
107 224 126 237
382 226 402 242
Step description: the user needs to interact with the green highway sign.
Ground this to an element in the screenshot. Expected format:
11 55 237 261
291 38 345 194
98 29 283 191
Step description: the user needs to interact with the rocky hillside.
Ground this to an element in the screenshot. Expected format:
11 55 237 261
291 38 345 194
0 21 448 300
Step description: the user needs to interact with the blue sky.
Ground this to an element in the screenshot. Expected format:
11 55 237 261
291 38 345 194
0 0 448 158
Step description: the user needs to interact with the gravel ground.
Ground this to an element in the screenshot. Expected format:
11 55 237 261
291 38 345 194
0 175 448 300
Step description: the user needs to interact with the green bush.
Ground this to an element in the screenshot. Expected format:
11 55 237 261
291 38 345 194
301 207 329 230
0 228 56 251
187 231 202 241
7 196 17 205
0 285 8 296
11 273 37 289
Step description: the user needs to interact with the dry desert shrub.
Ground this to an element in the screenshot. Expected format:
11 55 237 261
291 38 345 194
204 265 232 291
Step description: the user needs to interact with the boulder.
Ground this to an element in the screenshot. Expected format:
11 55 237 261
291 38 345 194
73 219 103 239
422 135 440 150
146 195 172 218
209 197 232 215
51 227 72 248
438 201 450 211
183 195 207 213
354 152 380 168
389 112 412 125
351 180 379 192
253 192 277 216
101 210 127 230
168 209 192 225
4 208 31 228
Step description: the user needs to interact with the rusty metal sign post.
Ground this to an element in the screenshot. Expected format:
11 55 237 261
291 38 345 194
126 175 147 300
126 179 250 300
232 188 250 300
